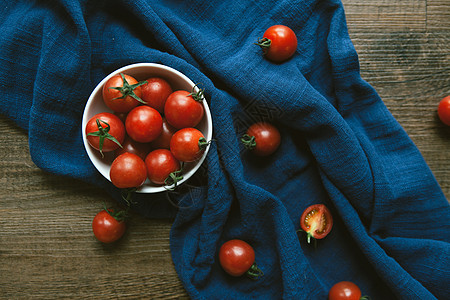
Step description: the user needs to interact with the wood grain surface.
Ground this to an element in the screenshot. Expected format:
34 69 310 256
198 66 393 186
1 1 449 299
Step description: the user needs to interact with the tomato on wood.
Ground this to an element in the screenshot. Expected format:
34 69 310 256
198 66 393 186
114 136 152 161
164 87 205 129
109 152 147 189
255 25 298 63
241 122 281 156
92 208 127 244
102 73 147 113
125 105 163 143
300 204 333 244
437 95 450 126
145 149 182 187
170 128 209 162
140 77 173 114
328 281 369 300
85 112 125 156
219 239 263 279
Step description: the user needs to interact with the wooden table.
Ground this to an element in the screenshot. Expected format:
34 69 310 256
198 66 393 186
1 1 449 298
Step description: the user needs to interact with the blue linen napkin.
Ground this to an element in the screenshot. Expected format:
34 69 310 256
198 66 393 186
1 0 449 299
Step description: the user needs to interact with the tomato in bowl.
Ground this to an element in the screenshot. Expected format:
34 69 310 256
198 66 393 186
82 63 213 193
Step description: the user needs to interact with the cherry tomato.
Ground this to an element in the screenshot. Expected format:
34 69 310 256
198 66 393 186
140 77 173 114
125 106 163 143
145 149 182 186
300 204 333 244
256 25 298 63
150 117 177 150
114 136 152 161
164 89 205 129
219 239 263 279
241 122 281 156
85 112 125 155
437 95 450 126
102 73 147 113
114 112 128 124
328 281 369 300
109 152 147 189
170 128 209 162
92 208 127 243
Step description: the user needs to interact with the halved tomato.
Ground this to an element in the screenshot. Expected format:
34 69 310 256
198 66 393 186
300 204 333 244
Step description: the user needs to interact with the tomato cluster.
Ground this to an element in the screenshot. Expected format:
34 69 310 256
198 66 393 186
85 72 209 190
217 25 295 281
86 24 375 298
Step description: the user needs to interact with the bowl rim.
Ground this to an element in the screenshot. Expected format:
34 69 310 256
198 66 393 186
82 62 213 193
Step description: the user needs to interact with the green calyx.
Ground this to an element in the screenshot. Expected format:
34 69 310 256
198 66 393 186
246 263 264 280
103 202 129 222
188 83 205 102
254 37 272 54
87 119 123 157
241 134 256 150
164 169 184 191
108 73 148 104
198 137 211 151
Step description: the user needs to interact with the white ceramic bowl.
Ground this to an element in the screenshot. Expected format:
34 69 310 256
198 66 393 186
82 63 212 193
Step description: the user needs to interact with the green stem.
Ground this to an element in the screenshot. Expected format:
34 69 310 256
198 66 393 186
297 229 317 248
241 134 256 150
164 169 184 191
254 37 272 54
188 83 205 102
306 232 318 248
103 201 129 222
121 187 137 207
246 263 264 280
198 137 212 151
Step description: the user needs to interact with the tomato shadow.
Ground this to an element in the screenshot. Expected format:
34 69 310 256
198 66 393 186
96 230 129 253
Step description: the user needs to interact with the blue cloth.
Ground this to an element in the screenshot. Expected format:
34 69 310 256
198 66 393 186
1 0 449 299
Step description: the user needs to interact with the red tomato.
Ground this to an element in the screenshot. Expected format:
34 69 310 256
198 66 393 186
256 25 298 63
170 128 208 162
92 209 126 243
102 73 147 113
437 95 450 126
241 122 281 156
150 117 177 150
164 89 205 129
114 136 152 161
125 106 163 143
114 112 128 123
140 77 173 114
300 204 333 244
85 112 125 155
328 281 368 300
219 239 263 279
145 149 182 185
109 153 147 189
